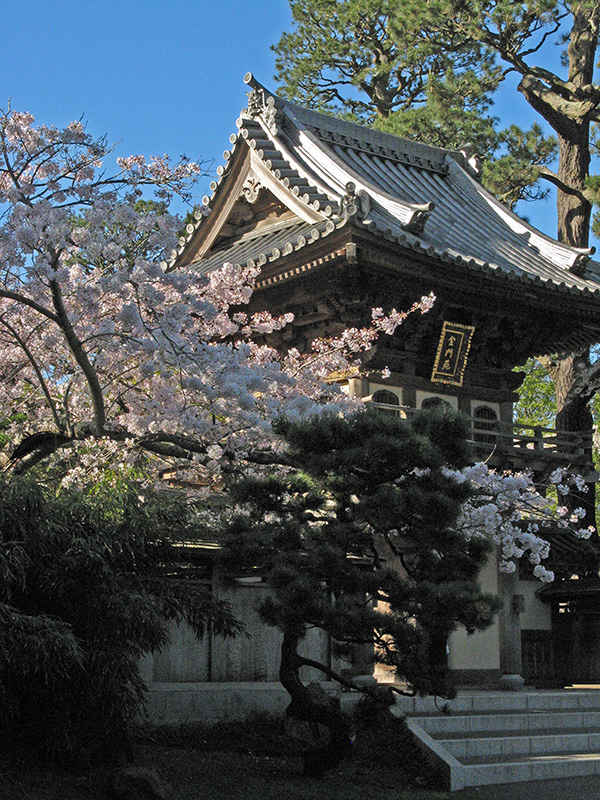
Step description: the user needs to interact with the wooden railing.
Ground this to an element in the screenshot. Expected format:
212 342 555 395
369 401 593 466
470 421 592 463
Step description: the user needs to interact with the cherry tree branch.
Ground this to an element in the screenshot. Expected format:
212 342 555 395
0 290 59 324
48 275 106 433
0 314 64 433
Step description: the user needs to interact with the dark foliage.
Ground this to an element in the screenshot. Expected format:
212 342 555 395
0 475 242 763
147 705 434 787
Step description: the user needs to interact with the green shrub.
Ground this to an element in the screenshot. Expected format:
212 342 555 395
0 475 241 762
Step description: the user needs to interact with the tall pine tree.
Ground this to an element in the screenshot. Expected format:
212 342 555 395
273 0 558 207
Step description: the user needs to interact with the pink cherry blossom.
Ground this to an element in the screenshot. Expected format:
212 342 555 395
0 108 433 486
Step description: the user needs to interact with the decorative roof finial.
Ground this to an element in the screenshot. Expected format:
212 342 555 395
242 73 280 133
404 202 435 236
246 87 265 117
341 182 370 220
570 246 596 276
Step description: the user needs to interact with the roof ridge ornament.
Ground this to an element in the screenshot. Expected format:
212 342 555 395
449 143 482 179
243 72 280 135
341 182 370 221
570 247 596 276
404 202 435 235
246 86 265 118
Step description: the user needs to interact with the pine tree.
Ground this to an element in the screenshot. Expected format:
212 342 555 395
220 409 499 772
273 0 558 206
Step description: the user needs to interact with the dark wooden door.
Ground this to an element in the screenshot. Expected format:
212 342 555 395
550 601 600 685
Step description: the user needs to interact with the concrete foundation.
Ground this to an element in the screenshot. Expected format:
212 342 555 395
144 681 340 725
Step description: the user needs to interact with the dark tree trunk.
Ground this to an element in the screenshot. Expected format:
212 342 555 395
546 123 597 530
540 352 596 529
556 128 591 248
426 626 456 699
547 128 595 528
555 3 596 247
550 124 593 495
549 352 594 431
279 628 354 775
546 5 595 431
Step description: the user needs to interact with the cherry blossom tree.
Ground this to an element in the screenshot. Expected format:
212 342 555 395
0 108 438 763
0 108 432 485
2 109 595 775
441 462 596 583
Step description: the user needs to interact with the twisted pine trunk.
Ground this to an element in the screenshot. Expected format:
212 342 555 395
279 629 354 775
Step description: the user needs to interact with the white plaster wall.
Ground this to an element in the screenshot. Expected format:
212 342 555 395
469 399 500 417
368 382 403 404
448 554 501 671
518 578 552 630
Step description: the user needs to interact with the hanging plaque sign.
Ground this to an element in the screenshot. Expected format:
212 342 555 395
431 321 475 387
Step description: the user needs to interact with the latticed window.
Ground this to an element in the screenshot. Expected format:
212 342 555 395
371 390 400 416
421 396 451 412
473 405 498 444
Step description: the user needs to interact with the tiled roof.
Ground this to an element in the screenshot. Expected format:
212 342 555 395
194 216 342 276
179 74 600 300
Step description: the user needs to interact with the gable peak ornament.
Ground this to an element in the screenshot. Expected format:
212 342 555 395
241 175 263 204
243 73 281 135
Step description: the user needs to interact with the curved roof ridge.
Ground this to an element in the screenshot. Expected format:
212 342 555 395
177 73 600 298
243 74 436 232
445 158 595 273
243 72 596 276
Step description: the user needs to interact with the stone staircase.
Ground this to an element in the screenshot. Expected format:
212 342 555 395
393 689 600 791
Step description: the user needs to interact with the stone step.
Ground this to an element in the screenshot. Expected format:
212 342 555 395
461 751 600 787
463 750 600 765
413 709 600 736
393 690 600 717
440 730 600 759
439 724 600 740
402 693 600 791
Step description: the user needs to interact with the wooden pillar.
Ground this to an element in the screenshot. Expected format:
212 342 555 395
457 395 471 416
347 377 369 399
497 566 525 690
402 384 417 408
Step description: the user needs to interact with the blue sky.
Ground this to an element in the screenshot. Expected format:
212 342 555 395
1 1 292 207
1 0 590 246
